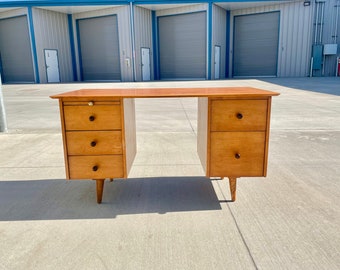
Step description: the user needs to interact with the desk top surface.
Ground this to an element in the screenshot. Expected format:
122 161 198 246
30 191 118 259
51 87 280 99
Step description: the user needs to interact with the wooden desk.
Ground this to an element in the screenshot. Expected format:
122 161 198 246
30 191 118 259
51 87 279 203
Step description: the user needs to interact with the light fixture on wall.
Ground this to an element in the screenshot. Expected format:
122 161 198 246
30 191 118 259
303 1 311 6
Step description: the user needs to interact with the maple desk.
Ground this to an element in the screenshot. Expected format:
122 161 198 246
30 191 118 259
51 87 279 203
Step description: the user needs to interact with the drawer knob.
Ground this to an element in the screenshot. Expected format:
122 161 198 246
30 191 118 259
89 115 95 121
236 113 243 119
88 101 94 106
90 141 97 147
92 165 98 172
235 153 241 159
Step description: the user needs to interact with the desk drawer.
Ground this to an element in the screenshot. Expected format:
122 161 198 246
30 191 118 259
209 132 265 177
210 99 267 131
68 155 124 179
66 131 123 155
63 105 121 130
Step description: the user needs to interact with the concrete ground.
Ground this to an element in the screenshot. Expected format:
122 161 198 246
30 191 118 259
0 77 339 270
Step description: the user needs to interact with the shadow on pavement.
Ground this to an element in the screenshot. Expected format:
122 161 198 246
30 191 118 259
0 177 223 221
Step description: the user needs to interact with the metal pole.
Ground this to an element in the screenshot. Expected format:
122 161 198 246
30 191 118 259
0 73 8 133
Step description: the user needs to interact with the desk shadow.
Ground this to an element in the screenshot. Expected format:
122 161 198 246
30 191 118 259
0 177 222 221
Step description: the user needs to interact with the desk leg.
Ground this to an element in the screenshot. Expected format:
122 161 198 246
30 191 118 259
95 179 105 204
228 177 237 202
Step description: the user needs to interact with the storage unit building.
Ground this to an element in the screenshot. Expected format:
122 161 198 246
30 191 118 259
0 0 339 83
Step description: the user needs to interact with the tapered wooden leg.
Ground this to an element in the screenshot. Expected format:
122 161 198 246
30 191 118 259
95 179 105 204
228 177 237 202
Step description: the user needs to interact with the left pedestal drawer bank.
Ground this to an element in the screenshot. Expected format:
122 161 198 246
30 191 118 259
53 98 136 203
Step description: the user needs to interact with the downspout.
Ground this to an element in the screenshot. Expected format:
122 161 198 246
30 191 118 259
314 0 319 44
335 1 339 76
207 2 213 80
319 1 325 44
129 2 136 82
335 0 339 43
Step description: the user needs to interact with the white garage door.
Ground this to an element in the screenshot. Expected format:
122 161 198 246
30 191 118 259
158 12 207 80
233 12 280 77
0 16 35 83
78 15 121 81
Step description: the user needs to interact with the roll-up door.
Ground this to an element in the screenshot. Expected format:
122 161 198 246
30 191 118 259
78 15 121 81
158 12 206 80
233 12 280 77
0 16 35 83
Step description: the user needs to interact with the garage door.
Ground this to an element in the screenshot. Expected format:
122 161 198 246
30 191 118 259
0 16 35 83
158 12 206 80
233 12 280 77
78 15 121 81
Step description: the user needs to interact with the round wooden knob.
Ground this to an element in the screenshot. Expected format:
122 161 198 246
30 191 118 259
236 113 243 119
235 153 241 159
89 115 95 121
90 141 97 147
92 165 98 172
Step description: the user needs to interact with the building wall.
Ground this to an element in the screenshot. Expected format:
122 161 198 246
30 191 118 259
212 4 226 79
0 8 27 19
156 4 207 17
230 1 314 77
72 5 133 82
134 6 153 81
0 1 339 81
32 8 73 83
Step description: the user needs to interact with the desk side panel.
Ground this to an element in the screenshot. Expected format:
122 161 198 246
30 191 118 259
263 97 272 177
197 97 208 175
59 100 70 179
123 98 137 176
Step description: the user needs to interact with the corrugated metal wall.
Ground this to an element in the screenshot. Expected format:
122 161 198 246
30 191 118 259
32 8 73 83
231 1 314 77
212 4 226 79
134 6 153 81
156 4 207 17
72 5 133 82
0 8 27 19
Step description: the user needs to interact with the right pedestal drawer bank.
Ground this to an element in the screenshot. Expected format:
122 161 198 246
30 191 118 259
197 96 274 201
